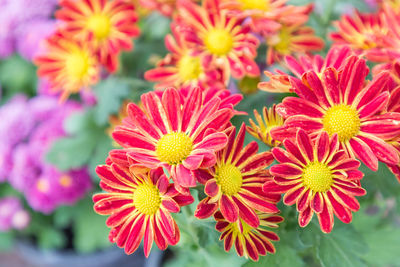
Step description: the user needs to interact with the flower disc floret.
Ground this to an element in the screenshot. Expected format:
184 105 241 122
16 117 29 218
302 162 333 193
133 184 161 215
238 0 269 10
156 132 193 165
177 55 203 82
323 104 360 142
205 29 234 56
215 164 243 196
65 50 91 80
87 14 112 40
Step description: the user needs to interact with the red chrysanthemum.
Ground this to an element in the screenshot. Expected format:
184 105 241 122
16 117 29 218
265 130 366 233
330 10 393 62
260 45 352 93
145 24 225 90
34 30 100 102
93 165 194 256
214 211 283 261
56 0 140 72
112 87 233 192
271 55 400 171
195 124 280 227
265 21 324 65
176 0 260 79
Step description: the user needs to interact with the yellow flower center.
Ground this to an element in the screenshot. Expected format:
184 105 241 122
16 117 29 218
65 50 90 80
36 178 49 193
302 162 333 193
156 132 193 165
232 218 253 235
322 104 361 142
205 29 234 56
133 184 161 215
273 27 292 55
215 164 243 196
59 175 72 187
238 0 269 10
177 54 203 82
87 14 112 40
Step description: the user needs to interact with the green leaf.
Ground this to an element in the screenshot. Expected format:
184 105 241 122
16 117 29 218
46 132 98 171
53 206 76 229
93 77 131 126
37 228 66 250
316 224 368 267
362 227 400 266
0 232 14 251
73 198 111 253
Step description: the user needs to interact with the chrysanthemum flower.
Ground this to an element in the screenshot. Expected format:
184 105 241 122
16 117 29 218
271 55 400 171
265 22 324 65
56 0 140 72
139 0 198 16
330 11 393 62
195 124 279 227
247 105 284 147
373 60 400 92
145 24 224 90
259 45 352 93
94 165 194 256
214 211 283 261
265 130 366 233
112 87 233 191
176 0 260 79
34 31 100 102
220 0 311 31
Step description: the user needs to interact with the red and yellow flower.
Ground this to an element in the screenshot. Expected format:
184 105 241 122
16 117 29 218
330 11 393 62
265 130 366 233
247 105 285 147
145 24 225 90
265 21 324 65
260 45 352 93
112 87 233 192
176 0 260 79
34 30 100 102
139 0 198 16
271 55 400 171
93 165 193 256
195 124 279 227
56 0 140 72
214 211 283 261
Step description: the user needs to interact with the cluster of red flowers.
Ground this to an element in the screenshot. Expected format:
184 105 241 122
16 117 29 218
76 0 400 262
34 0 141 101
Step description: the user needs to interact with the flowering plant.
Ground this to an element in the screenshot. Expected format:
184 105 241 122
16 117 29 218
1 0 400 266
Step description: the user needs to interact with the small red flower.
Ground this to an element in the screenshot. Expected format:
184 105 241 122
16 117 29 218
195 124 279 227
176 0 260 79
93 165 193 256
112 87 233 192
214 211 283 261
271 55 400 171
56 0 140 72
259 45 352 93
34 30 100 101
145 23 225 90
265 130 366 233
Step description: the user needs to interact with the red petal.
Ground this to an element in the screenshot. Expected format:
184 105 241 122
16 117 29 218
219 195 239 222
204 179 219 197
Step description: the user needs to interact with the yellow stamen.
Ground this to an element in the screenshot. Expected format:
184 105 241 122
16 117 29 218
215 164 243 196
37 178 49 193
205 29 234 56
273 27 292 55
59 175 72 187
156 132 193 165
177 54 203 82
238 0 269 11
87 14 112 40
322 104 361 142
302 162 333 193
65 49 91 80
133 184 161 215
